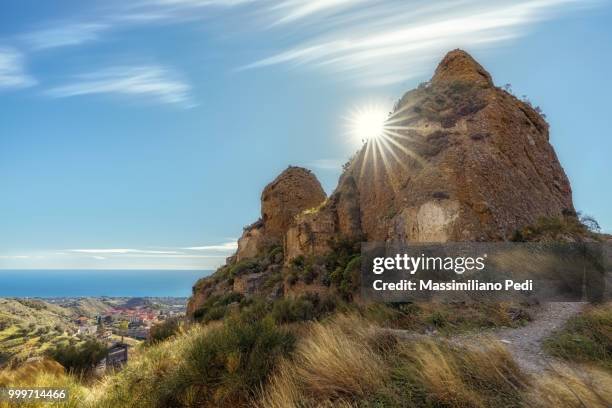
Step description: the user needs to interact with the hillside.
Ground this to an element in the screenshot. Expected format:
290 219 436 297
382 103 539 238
0 298 114 366
0 299 79 366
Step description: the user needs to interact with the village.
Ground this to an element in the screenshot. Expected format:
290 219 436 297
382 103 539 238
73 299 184 340
69 297 186 371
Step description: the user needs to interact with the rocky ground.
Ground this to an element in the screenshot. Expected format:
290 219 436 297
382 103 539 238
386 302 586 374
487 302 585 373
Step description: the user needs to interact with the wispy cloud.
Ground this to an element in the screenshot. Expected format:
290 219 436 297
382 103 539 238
47 65 195 107
23 23 110 50
0 47 36 89
152 0 256 7
242 0 597 85
184 241 238 251
69 248 181 254
0 249 228 270
270 0 366 25
19 0 256 51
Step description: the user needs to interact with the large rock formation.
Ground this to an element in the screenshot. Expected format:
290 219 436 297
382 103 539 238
188 49 576 316
285 49 574 258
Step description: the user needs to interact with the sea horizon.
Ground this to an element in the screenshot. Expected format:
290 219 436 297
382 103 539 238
0 269 212 298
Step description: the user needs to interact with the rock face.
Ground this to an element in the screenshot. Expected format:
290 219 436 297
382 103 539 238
235 166 326 262
285 173 362 260
261 166 327 241
188 49 576 316
286 49 574 258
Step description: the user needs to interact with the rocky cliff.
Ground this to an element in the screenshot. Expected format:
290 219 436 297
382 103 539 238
187 49 575 317
285 49 573 258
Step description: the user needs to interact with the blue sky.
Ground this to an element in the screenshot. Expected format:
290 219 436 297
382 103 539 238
1 0 610 270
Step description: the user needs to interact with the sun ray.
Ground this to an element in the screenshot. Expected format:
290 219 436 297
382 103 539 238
359 136 374 180
383 129 421 143
376 137 404 194
383 130 427 167
371 138 381 183
378 134 408 172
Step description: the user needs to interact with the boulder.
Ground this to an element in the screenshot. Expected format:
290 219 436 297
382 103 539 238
234 166 327 262
261 166 327 241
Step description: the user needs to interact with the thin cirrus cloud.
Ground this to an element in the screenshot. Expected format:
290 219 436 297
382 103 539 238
22 22 110 50
0 47 36 89
184 241 238 251
46 66 195 107
242 0 598 86
269 0 367 25
69 249 182 255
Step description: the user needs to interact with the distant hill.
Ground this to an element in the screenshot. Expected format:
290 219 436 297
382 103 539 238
0 299 79 366
0 297 115 366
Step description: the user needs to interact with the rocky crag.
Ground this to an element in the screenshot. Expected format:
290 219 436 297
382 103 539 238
187 49 575 317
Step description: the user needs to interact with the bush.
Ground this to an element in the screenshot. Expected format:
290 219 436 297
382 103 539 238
46 339 107 374
176 314 294 406
511 214 600 242
148 317 182 345
193 292 244 323
229 260 261 278
270 293 338 324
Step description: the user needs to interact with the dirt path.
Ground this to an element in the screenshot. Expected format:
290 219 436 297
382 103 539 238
384 302 586 374
480 302 585 373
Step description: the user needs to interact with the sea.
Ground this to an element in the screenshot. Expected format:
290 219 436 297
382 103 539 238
0 269 212 298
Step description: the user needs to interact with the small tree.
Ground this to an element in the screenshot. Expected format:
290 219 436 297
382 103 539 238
580 213 601 233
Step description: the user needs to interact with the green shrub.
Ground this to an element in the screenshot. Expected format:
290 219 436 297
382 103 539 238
229 260 261 278
193 292 244 323
266 245 284 263
511 214 600 242
174 314 294 406
46 338 107 374
270 293 338 324
148 317 182 345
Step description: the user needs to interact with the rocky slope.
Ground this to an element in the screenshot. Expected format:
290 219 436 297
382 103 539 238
188 49 575 317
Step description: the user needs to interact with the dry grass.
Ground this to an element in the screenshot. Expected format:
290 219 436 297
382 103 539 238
529 364 612 408
0 359 89 408
259 315 386 408
362 301 530 334
391 339 526 407
259 314 529 408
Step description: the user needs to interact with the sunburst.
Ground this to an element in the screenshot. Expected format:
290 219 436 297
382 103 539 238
346 101 426 189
